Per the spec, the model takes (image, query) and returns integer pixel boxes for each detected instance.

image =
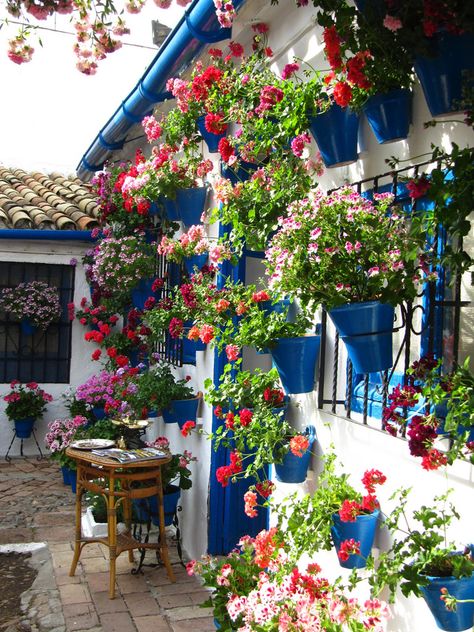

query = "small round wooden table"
[66,447,176,598]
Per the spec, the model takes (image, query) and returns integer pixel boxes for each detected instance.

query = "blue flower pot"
[274,425,316,483]
[363,89,413,144]
[92,406,106,421]
[221,160,259,185]
[160,197,180,222]
[259,298,291,318]
[20,320,37,336]
[270,334,321,394]
[69,469,77,494]
[133,486,180,527]
[14,417,35,439]
[60,465,70,485]
[415,32,474,117]
[308,104,359,168]
[331,509,380,569]
[162,396,200,426]
[214,619,221,630]
[183,254,208,276]
[131,278,156,311]
[421,572,474,631]
[176,187,208,226]
[329,302,394,374]
[197,116,226,153]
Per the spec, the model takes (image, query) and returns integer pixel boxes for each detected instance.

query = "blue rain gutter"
[0,230,95,241]
[77,0,245,181]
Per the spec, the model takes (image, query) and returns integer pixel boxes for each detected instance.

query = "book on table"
[90,447,168,463]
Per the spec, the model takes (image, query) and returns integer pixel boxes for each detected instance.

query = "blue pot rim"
[332,507,380,523]
[363,88,413,110]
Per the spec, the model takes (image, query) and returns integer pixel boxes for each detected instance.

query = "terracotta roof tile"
[0,166,101,231]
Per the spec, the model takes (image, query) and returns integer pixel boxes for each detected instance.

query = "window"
[0,262,74,383]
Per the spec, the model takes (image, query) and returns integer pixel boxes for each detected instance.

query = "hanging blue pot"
[14,417,35,439]
[197,116,226,153]
[421,572,474,631]
[20,320,37,336]
[274,425,316,484]
[133,485,181,527]
[183,254,208,276]
[331,509,380,569]
[259,298,291,318]
[160,197,180,222]
[162,396,200,426]
[308,104,359,168]
[131,278,156,311]
[92,406,106,421]
[414,32,474,117]
[270,334,321,394]
[363,89,413,144]
[176,187,208,226]
[329,301,394,374]
[221,160,259,186]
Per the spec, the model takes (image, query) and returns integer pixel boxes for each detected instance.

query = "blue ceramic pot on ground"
[20,320,38,336]
[415,32,474,117]
[329,301,395,374]
[133,485,180,527]
[60,465,70,485]
[14,417,35,439]
[176,187,208,226]
[270,334,321,394]
[331,509,380,569]
[162,396,201,426]
[61,467,77,493]
[363,89,413,144]
[308,104,359,168]
[183,254,208,276]
[197,116,226,153]
[131,278,156,312]
[274,425,316,484]
[421,572,474,631]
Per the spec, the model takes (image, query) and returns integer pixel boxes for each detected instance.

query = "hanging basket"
[414,32,474,117]
[176,187,208,226]
[197,116,226,153]
[329,301,394,374]
[331,508,380,569]
[13,417,36,439]
[421,571,474,631]
[363,89,413,144]
[273,425,316,484]
[162,394,201,426]
[270,334,321,394]
[308,104,359,168]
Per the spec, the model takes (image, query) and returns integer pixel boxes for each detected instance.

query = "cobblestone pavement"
[0,458,215,632]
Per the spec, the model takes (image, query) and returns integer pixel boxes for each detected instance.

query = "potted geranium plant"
[274,451,386,570]
[3,380,53,439]
[147,362,201,428]
[158,224,234,275]
[0,280,62,334]
[369,488,474,632]
[44,415,89,489]
[74,370,121,421]
[90,234,157,312]
[265,188,427,374]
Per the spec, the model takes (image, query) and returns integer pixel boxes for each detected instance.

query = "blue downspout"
[208,224,269,555]
[77,0,244,180]
[0,230,95,241]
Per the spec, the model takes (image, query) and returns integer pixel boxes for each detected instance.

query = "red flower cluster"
[216,451,243,487]
[338,469,386,522]
[323,26,342,70]
[218,137,235,163]
[407,175,431,200]
[338,538,361,562]
[239,408,253,427]
[263,387,285,407]
[181,420,196,437]
[204,112,227,135]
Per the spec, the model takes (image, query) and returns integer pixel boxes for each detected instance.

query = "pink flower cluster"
[45,416,89,454]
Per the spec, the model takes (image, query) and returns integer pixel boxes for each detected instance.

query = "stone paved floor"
[0,458,215,632]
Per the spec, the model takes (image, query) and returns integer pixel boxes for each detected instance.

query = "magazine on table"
[91,447,168,463]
